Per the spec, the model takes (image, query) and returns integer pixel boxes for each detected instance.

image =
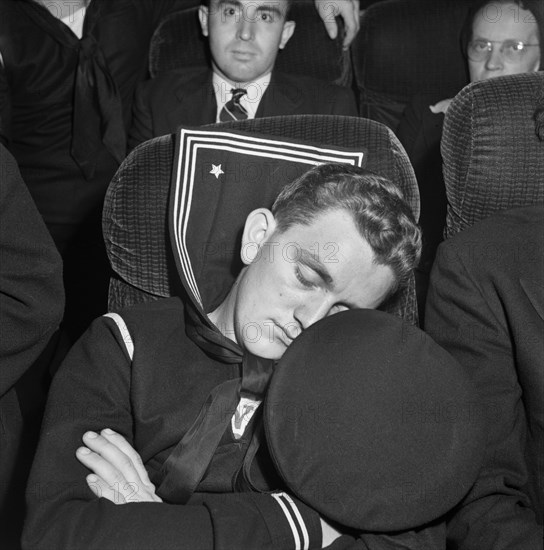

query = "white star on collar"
[210,164,224,179]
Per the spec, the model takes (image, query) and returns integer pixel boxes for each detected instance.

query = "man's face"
[468,3,540,82]
[199,0,295,86]
[227,208,396,360]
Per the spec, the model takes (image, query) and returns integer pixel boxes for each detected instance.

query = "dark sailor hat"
[264,308,485,531]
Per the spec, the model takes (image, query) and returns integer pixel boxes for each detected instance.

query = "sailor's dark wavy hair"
[460,0,544,70]
[271,163,422,294]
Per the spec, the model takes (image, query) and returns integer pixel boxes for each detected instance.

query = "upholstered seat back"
[103,115,420,324]
[149,3,352,86]
[442,72,544,238]
[352,0,471,131]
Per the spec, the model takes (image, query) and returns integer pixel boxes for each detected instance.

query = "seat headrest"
[442,72,544,237]
[103,115,420,324]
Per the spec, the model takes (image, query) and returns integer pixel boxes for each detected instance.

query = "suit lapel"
[168,71,217,128]
[257,71,303,117]
[520,277,544,322]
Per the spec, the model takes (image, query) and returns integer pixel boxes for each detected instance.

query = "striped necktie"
[220,88,249,122]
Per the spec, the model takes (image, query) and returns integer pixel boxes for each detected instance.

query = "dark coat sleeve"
[0,144,64,396]
[22,316,322,550]
[424,239,543,550]
[396,96,426,160]
[396,95,448,286]
[396,95,444,163]
[287,76,358,117]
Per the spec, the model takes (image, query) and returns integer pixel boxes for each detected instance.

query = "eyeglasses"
[467,39,540,62]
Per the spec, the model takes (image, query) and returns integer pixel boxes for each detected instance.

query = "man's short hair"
[202,0,293,18]
[271,163,422,293]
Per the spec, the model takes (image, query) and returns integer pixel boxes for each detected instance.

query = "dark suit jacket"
[129,67,358,150]
[396,94,450,320]
[0,144,64,548]
[425,205,544,550]
[396,94,448,253]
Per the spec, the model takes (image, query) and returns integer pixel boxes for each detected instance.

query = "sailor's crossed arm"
[76,429,343,547]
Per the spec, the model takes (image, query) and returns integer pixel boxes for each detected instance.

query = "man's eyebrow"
[216,0,282,15]
[217,0,242,9]
[297,247,334,289]
[255,3,283,16]
[472,35,520,42]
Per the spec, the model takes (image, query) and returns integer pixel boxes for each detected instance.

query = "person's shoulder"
[440,205,544,272]
[449,206,544,245]
[139,66,211,95]
[273,71,349,93]
[106,296,186,329]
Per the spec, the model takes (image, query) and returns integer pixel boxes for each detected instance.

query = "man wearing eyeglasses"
[466,0,541,83]
[396,0,542,321]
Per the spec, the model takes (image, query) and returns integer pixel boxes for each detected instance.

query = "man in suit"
[425,205,544,549]
[128,0,358,150]
[396,0,543,320]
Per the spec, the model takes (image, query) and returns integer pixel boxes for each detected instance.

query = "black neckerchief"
[156,301,275,502]
[20,0,126,179]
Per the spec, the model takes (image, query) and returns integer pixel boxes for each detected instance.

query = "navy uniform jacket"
[22,297,325,550]
[425,205,544,550]
[0,0,182,226]
[128,67,359,150]
[24,308,448,549]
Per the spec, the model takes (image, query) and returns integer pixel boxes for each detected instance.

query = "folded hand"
[76,428,162,504]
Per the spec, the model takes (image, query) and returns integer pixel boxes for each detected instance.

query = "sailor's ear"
[198,5,209,37]
[241,208,277,265]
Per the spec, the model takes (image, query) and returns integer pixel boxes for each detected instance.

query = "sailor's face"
[231,209,396,360]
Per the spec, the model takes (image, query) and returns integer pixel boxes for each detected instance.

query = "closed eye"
[295,265,318,288]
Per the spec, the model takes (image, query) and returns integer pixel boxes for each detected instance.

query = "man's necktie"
[220,88,249,122]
